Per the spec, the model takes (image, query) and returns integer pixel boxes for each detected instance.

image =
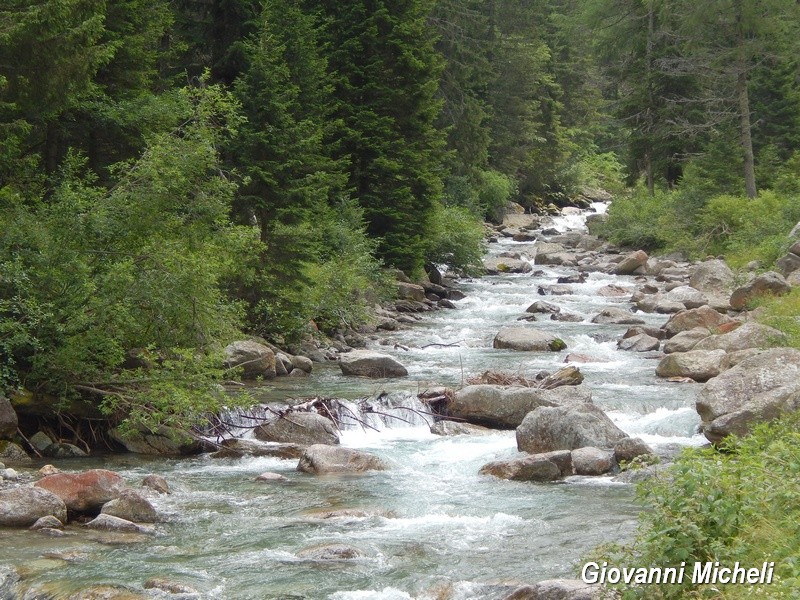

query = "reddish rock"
[35,469,125,513]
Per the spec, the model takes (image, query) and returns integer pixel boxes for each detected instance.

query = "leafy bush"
[755,289,800,349]
[476,169,517,222]
[572,151,627,196]
[592,413,800,599]
[425,202,487,275]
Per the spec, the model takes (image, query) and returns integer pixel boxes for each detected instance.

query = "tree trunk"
[736,54,756,199]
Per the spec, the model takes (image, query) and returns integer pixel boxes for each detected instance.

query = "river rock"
[430,421,493,436]
[0,440,31,464]
[590,308,644,325]
[661,285,709,309]
[297,543,365,560]
[502,579,601,600]
[339,350,408,377]
[696,347,800,443]
[689,259,735,309]
[210,438,305,460]
[44,442,88,458]
[109,425,201,456]
[254,412,339,446]
[662,306,737,338]
[493,327,566,351]
[141,475,170,494]
[729,271,791,310]
[693,322,786,353]
[516,404,627,454]
[484,257,533,274]
[144,578,200,596]
[0,486,68,526]
[663,328,711,353]
[446,384,592,429]
[613,250,648,275]
[617,333,660,352]
[479,452,566,482]
[571,447,615,476]
[290,355,313,373]
[526,300,561,314]
[31,514,64,530]
[255,472,288,482]
[101,489,158,523]
[655,349,726,382]
[35,469,126,513]
[613,437,654,464]
[0,396,18,439]
[224,340,277,379]
[85,514,154,535]
[596,284,630,297]
[297,445,387,474]
[397,281,425,302]
[776,248,800,277]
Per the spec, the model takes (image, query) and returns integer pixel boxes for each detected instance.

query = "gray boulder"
[0,486,68,527]
[297,544,365,560]
[571,447,615,476]
[0,441,30,464]
[85,514,154,534]
[110,425,201,456]
[693,322,786,353]
[663,328,711,354]
[142,475,171,494]
[290,355,314,373]
[526,300,561,314]
[210,438,305,460]
[430,421,493,436]
[479,452,569,482]
[493,327,566,351]
[655,349,727,382]
[0,396,18,439]
[614,250,648,275]
[689,259,735,309]
[339,350,408,377]
[617,333,660,352]
[591,308,645,325]
[663,305,737,337]
[297,445,387,474]
[101,489,159,523]
[729,271,791,310]
[484,257,533,274]
[397,282,425,302]
[224,340,277,379]
[776,251,800,277]
[661,285,709,309]
[516,403,627,454]
[613,437,654,464]
[254,412,339,446]
[446,384,592,429]
[696,348,800,443]
[502,579,601,600]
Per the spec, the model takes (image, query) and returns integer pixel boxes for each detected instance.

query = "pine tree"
[311,0,447,274]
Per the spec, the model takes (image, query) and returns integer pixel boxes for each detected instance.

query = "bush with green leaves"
[425,202,487,276]
[592,413,800,599]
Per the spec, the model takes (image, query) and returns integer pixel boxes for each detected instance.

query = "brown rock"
[35,469,125,513]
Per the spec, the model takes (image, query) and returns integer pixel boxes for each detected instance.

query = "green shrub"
[476,169,518,222]
[755,289,800,349]
[591,413,800,599]
[425,202,487,275]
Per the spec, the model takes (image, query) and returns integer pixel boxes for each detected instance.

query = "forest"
[1,0,800,423]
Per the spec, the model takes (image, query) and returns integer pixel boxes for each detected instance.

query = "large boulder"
[85,514,154,535]
[689,259,735,309]
[479,452,569,482]
[397,282,425,302]
[696,348,800,443]
[614,250,648,275]
[109,425,202,456]
[0,396,18,439]
[661,285,709,310]
[617,333,660,352]
[0,440,30,464]
[590,308,645,325]
[101,489,159,523]
[297,445,387,474]
[571,447,615,476]
[613,437,654,464]
[0,486,68,527]
[729,271,791,310]
[254,412,339,446]
[502,579,601,600]
[493,327,566,351]
[662,306,737,338]
[655,349,727,382]
[776,250,800,277]
[693,322,786,353]
[484,257,533,274]
[663,327,711,354]
[516,404,627,454]
[445,384,592,429]
[34,469,125,513]
[224,340,276,379]
[339,350,408,378]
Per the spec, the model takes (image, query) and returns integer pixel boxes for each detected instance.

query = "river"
[0,205,704,599]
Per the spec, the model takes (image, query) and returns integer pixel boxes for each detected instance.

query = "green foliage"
[755,289,800,349]
[593,413,800,599]
[425,203,486,275]
[476,170,518,222]
[571,151,627,197]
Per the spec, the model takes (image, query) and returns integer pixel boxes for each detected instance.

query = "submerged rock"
[297,543,365,560]
[297,445,387,474]
[141,474,170,495]
[85,514,155,535]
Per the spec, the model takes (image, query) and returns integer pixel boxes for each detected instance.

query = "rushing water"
[0,206,705,599]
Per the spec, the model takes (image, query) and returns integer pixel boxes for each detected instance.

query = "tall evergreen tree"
[311,0,447,274]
